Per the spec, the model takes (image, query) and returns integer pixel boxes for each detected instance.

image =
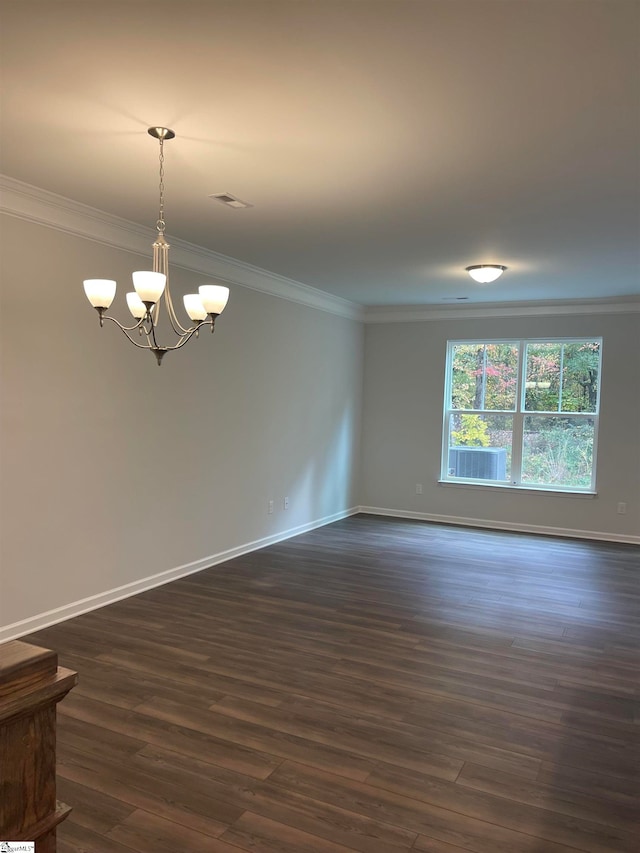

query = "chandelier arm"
[152,319,210,352]
[101,316,163,351]
[146,300,195,349]
[152,235,190,335]
[101,310,206,350]
[100,313,211,355]
[102,313,167,349]
[147,310,162,351]
[163,284,192,335]
[101,313,150,334]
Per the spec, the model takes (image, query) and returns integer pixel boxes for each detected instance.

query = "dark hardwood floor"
[27,514,639,853]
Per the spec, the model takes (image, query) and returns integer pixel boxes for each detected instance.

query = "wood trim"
[10,800,72,842]
[0,641,78,850]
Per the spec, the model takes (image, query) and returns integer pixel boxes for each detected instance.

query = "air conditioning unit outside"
[448,446,507,480]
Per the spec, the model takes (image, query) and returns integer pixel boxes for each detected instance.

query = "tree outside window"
[443,339,601,491]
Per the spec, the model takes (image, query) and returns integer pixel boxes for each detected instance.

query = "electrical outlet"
[283,496,289,510]
[268,499,274,515]
[416,483,423,495]
[617,502,627,515]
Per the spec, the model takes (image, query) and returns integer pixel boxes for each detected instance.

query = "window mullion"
[511,411,524,485]
[442,410,451,478]
[511,341,525,484]
[481,345,487,410]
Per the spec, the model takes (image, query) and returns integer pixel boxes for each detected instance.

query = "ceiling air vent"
[209,192,253,209]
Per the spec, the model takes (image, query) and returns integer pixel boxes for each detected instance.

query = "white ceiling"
[1,0,638,306]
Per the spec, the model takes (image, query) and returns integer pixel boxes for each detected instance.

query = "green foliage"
[522,418,594,487]
[451,343,518,411]
[451,414,490,447]
[525,341,600,413]
[562,342,600,412]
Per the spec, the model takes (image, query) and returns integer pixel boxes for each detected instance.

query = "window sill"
[437,480,597,498]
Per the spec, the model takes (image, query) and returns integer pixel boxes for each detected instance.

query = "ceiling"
[1,0,638,307]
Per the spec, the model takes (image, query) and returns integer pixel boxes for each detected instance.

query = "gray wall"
[360,313,639,540]
[2,211,637,637]
[0,215,363,633]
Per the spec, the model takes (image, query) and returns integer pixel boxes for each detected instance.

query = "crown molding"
[364,297,640,323]
[3,175,636,325]
[0,175,363,322]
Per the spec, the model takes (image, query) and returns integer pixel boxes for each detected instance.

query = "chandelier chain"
[157,137,165,234]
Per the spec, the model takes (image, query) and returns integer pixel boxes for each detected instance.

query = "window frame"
[441,337,602,494]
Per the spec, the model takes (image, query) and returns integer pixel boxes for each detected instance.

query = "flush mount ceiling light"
[83,127,229,366]
[465,264,507,284]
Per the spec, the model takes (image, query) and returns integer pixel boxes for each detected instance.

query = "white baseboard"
[0,507,360,643]
[357,506,640,545]
[3,504,634,643]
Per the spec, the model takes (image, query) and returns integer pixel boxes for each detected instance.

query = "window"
[442,339,601,492]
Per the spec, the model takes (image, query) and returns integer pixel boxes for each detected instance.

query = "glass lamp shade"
[83,279,116,309]
[126,291,147,319]
[132,270,166,303]
[199,285,229,315]
[466,265,507,284]
[183,294,208,321]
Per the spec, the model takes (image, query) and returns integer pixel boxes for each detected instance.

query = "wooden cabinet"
[0,641,77,852]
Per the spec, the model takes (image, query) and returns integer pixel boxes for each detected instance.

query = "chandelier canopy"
[83,127,229,365]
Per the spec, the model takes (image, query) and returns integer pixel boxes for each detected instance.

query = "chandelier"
[83,127,229,365]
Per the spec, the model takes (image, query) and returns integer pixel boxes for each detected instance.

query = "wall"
[2,196,636,641]
[0,214,363,637]
[360,312,639,542]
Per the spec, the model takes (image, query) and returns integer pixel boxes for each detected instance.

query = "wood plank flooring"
[26,514,640,852]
